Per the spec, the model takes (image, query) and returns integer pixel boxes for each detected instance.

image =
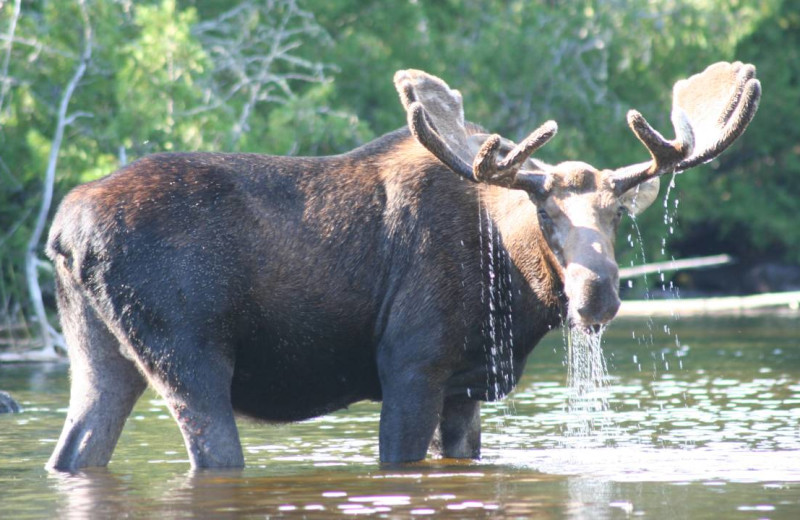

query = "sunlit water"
[1,315,799,518]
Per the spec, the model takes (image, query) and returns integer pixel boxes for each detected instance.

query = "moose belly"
[230,332,381,422]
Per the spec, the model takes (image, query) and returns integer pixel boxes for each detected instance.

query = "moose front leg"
[378,372,444,464]
[438,394,481,459]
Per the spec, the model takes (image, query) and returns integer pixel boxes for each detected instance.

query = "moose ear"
[619,176,660,216]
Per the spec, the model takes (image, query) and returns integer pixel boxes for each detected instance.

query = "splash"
[563,327,613,440]
[624,177,686,369]
[659,172,682,297]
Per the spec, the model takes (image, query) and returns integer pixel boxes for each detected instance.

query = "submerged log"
[0,391,21,413]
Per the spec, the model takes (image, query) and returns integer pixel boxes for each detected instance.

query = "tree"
[192,0,329,148]
[0,0,336,355]
[1,0,98,358]
[0,0,795,354]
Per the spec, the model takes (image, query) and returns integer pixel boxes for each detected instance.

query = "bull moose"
[46,62,760,471]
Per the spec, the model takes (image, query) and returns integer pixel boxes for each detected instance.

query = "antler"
[394,69,557,189]
[611,61,761,196]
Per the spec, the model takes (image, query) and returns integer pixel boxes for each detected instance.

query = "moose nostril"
[577,303,595,319]
[566,262,621,325]
[597,263,619,287]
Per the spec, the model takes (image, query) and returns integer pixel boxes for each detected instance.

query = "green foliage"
[116,0,210,152]
[0,0,795,325]
[306,0,780,267]
[258,82,373,155]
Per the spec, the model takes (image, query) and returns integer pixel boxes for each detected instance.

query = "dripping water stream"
[477,197,516,425]
[564,327,612,439]
[561,172,688,442]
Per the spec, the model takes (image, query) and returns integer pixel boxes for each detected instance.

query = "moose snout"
[565,262,621,330]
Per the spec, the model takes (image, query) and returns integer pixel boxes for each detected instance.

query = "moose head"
[395,62,761,332]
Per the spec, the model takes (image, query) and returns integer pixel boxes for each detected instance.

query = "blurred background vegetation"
[0,0,797,347]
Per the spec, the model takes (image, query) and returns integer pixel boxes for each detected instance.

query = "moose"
[46,62,760,471]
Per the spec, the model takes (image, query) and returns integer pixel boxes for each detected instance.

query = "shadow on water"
[2,315,800,518]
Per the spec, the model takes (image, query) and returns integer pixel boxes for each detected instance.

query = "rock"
[743,262,800,293]
[0,391,21,413]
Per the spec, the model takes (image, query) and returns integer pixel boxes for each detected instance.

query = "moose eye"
[614,206,630,225]
[537,209,552,225]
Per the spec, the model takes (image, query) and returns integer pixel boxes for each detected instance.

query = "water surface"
[1,315,799,518]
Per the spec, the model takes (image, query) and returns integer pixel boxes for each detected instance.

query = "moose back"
[46,63,760,471]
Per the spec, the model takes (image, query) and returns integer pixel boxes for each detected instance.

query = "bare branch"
[189,0,331,147]
[0,0,21,116]
[63,110,93,126]
[0,34,76,59]
[25,0,93,356]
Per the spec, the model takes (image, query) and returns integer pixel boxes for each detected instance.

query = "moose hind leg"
[137,332,244,469]
[47,289,146,472]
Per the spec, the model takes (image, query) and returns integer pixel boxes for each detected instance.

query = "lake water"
[1,315,799,518]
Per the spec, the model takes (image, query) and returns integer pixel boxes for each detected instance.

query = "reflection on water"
[1,315,800,518]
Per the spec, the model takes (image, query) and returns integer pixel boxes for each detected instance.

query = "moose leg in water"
[90,257,245,469]
[47,279,146,470]
[137,331,244,469]
[376,329,448,463]
[438,395,481,459]
[378,373,444,464]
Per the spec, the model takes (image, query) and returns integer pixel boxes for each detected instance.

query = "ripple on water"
[485,446,800,483]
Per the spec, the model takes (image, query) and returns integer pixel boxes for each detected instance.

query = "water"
[2,315,800,518]
[479,205,516,400]
[565,328,612,438]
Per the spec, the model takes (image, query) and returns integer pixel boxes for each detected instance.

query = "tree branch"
[0,0,21,116]
[25,0,92,356]
[190,0,330,147]
[63,110,93,126]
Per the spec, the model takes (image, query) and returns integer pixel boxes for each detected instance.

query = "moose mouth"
[584,323,605,335]
[567,311,615,336]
